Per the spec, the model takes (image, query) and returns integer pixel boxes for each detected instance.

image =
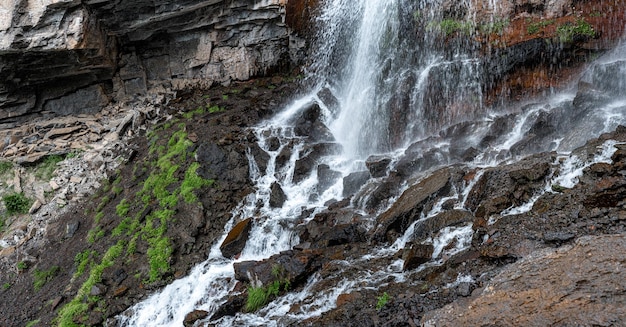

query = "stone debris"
[0,100,162,261]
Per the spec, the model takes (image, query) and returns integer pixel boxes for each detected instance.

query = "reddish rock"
[373,168,451,242]
[183,309,208,327]
[220,218,253,258]
[402,243,434,271]
[422,235,626,326]
[336,292,361,307]
[113,285,129,297]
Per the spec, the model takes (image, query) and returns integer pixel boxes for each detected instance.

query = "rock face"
[0,0,307,127]
[220,217,253,258]
[422,234,626,326]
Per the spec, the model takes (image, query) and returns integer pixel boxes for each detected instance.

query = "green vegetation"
[17,261,28,271]
[25,319,40,327]
[2,282,10,290]
[557,19,595,42]
[3,193,32,215]
[208,105,224,114]
[65,150,82,159]
[56,241,124,327]
[436,19,474,36]
[115,199,130,217]
[527,19,555,35]
[245,265,291,312]
[56,117,215,325]
[73,250,96,279]
[222,94,229,100]
[480,18,509,35]
[376,292,390,311]
[551,184,568,193]
[33,266,60,291]
[589,11,603,18]
[0,161,13,175]
[0,215,5,233]
[183,106,205,119]
[35,155,64,180]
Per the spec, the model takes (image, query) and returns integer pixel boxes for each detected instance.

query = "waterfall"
[312,0,486,158]
[118,1,626,326]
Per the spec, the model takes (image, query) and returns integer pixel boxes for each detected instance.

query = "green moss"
[115,199,130,217]
[73,250,96,279]
[33,266,60,291]
[207,105,224,113]
[181,162,214,203]
[3,193,32,215]
[94,211,104,224]
[25,319,40,327]
[183,107,205,119]
[3,282,11,290]
[96,196,110,212]
[146,236,172,283]
[56,241,124,326]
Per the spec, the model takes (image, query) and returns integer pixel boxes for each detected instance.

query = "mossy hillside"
[55,109,215,326]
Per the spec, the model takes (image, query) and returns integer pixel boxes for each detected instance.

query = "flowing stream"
[118,1,626,326]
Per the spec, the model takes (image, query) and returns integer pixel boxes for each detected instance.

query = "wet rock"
[292,143,342,184]
[412,210,474,242]
[220,218,253,258]
[234,249,322,287]
[275,141,294,171]
[316,87,340,118]
[467,153,554,218]
[372,168,451,242]
[210,294,246,321]
[365,155,392,178]
[364,174,404,211]
[266,137,281,151]
[293,103,334,142]
[249,143,270,174]
[422,235,626,326]
[394,148,449,178]
[577,60,626,99]
[342,171,370,197]
[317,164,341,192]
[183,309,208,327]
[402,243,434,271]
[269,182,287,208]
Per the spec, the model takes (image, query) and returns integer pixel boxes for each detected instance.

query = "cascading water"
[119,1,626,326]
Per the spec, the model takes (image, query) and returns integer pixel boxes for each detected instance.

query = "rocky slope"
[0,0,625,326]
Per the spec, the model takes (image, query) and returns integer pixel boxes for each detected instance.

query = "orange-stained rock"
[422,234,626,326]
[286,0,321,37]
[220,217,253,258]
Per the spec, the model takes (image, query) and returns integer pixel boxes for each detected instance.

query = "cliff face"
[0,0,304,127]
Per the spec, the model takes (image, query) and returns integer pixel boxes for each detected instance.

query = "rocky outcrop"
[0,0,308,127]
[422,234,626,326]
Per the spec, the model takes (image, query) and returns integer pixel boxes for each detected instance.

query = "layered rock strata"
[0,0,305,128]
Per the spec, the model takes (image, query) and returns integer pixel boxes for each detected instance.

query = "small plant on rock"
[33,266,60,291]
[557,19,595,42]
[376,292,390,311]
[3,193,32,215]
